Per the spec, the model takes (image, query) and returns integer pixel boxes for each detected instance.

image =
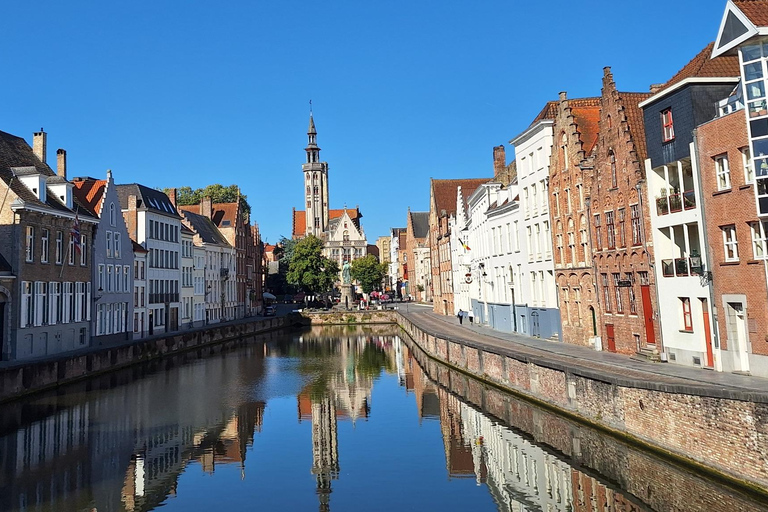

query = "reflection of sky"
[157,369,495,512]
[249,357,310,402]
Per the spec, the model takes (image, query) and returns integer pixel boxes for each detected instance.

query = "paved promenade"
[399,304,768,401]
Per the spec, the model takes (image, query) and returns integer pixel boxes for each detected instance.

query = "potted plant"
[656,188,669,215]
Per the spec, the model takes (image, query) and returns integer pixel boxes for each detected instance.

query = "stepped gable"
[568,97,602,155]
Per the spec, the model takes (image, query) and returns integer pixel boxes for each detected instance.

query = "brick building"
[429,178,488,315]
[590,68,656,355]
[406,209,430,302]
[697,108,768,375]
[548,94,602,348]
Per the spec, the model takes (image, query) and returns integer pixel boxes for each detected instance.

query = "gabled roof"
[618,91,653,162]
[72,178,107,217]
[132,240,148,254]
[569,99,602,155]
[528,101,559,127]
[409,211,430,239]
[664,42,740,89]
[178,201,241,229]
[0,130,95,219]
[431,178,489,216]
[291,207,362,238]
[116,184,180,218]
[713,1,766,57]
[181,210,231,246]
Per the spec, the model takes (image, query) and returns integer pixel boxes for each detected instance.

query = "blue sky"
[2,0,729,244]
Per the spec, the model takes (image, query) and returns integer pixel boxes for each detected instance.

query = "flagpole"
[59,236,71,279]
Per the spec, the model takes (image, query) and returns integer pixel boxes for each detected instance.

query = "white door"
[726,302,750,373]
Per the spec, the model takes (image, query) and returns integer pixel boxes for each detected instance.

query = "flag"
[71,213,81,254]
[461,240,471,251]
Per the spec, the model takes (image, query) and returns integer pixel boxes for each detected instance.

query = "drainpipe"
[691,133,722,371]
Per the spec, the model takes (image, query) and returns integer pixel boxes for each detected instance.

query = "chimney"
[493,145,506,179]
[201,196,212,219]
[650,83,664,94]
[168,187,177,207]
[128,194,137,211]
[127,194,138,241]
[559,91,567,101]
[56,149,67,179]
[33,129,47,164]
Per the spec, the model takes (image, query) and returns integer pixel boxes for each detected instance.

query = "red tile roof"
[431,178,489,216]
[570,100,602,155]
[734,0,768,27]
[291,208,362,238]
[618,91,653,162]
[662,42,740,90]
[72,178,107,217]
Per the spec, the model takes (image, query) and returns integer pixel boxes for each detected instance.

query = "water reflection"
[0,327,765,512]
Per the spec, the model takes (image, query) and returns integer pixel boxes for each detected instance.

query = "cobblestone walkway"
[401,306,768,401]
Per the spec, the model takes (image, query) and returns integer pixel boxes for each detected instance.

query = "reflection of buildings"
[294,326,394,512]
[0,344,267,512]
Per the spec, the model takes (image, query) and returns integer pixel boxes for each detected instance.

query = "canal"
[0,325,766,512]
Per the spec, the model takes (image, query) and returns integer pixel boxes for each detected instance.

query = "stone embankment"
[0,316,290,403]
[303,310,768,494]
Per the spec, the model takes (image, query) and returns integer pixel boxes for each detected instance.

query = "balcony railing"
[656,190,696,216]
[661,257,702,277]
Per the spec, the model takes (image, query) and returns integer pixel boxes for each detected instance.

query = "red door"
[701,298,714,368]
[640,285,656,344]
[605,324,616,352]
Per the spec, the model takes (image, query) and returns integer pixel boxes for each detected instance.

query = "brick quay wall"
[0,315,291,404]
[315,310,768,493]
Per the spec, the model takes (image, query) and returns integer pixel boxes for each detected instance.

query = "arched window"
[609,151,617,188]
[561,132,568,172]
[109,203,116,226]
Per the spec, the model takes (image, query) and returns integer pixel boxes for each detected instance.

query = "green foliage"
[350,255,387,294]
[286,235,340,294]
[265,237,299,296]
[162,184,251,215]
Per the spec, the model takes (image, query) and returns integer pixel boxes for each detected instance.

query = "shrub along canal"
[0,324,765,511]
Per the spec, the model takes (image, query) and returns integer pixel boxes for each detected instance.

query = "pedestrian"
[457,309,464,325]
[469,314,474,324]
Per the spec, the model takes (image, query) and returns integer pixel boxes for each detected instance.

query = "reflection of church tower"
[303,112,330,237]
[311,395,339,511]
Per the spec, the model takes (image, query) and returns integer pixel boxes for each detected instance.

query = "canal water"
[1,325,766,512]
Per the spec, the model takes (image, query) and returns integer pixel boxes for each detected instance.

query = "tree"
[350,255,387,294]
[286,235,340,294]
[162,184,251,215]
[265,237,298,296]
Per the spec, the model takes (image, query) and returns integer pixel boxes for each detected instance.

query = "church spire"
[302,107,330,237]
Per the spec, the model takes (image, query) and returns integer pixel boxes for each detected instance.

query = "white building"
[193,245,206,326]
[180,225,195,328]
[132,241,148,337]
[511,116,561,339]
[116,184,183,335]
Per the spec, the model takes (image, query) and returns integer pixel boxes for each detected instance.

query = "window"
[106,231,113,258]
[109,203,116,226]
[80,235,87,266]
[602,273,611,312]
[107,265,113,292]
[55,232,63,264]
[25,226,34,262]
[68,237,75,265]
[21,281,32,327]
[661,108,674,142]
[722,225,739,261]
[626,273,637,315]
[630,204,642,245]
[751,220,768,259]
[613,273,623,313]
[124,266,130,291]
[593,214,602,251]
[609,151,617,188]
[114,233,121,259]
[681,297,693,331]
[41,229,49,263]
[98,264,105,291]
[617,208,626,247]
[606,211,616,249]
[715,154,731,190]
[743,147,755,184]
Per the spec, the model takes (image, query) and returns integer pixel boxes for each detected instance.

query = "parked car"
[264,305,276,316]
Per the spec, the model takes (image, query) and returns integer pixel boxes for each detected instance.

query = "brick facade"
[548,93,602,347]
[590,68,659,354]
[697,110,768,361]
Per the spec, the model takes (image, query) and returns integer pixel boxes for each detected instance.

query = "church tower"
[302,112,330,237]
